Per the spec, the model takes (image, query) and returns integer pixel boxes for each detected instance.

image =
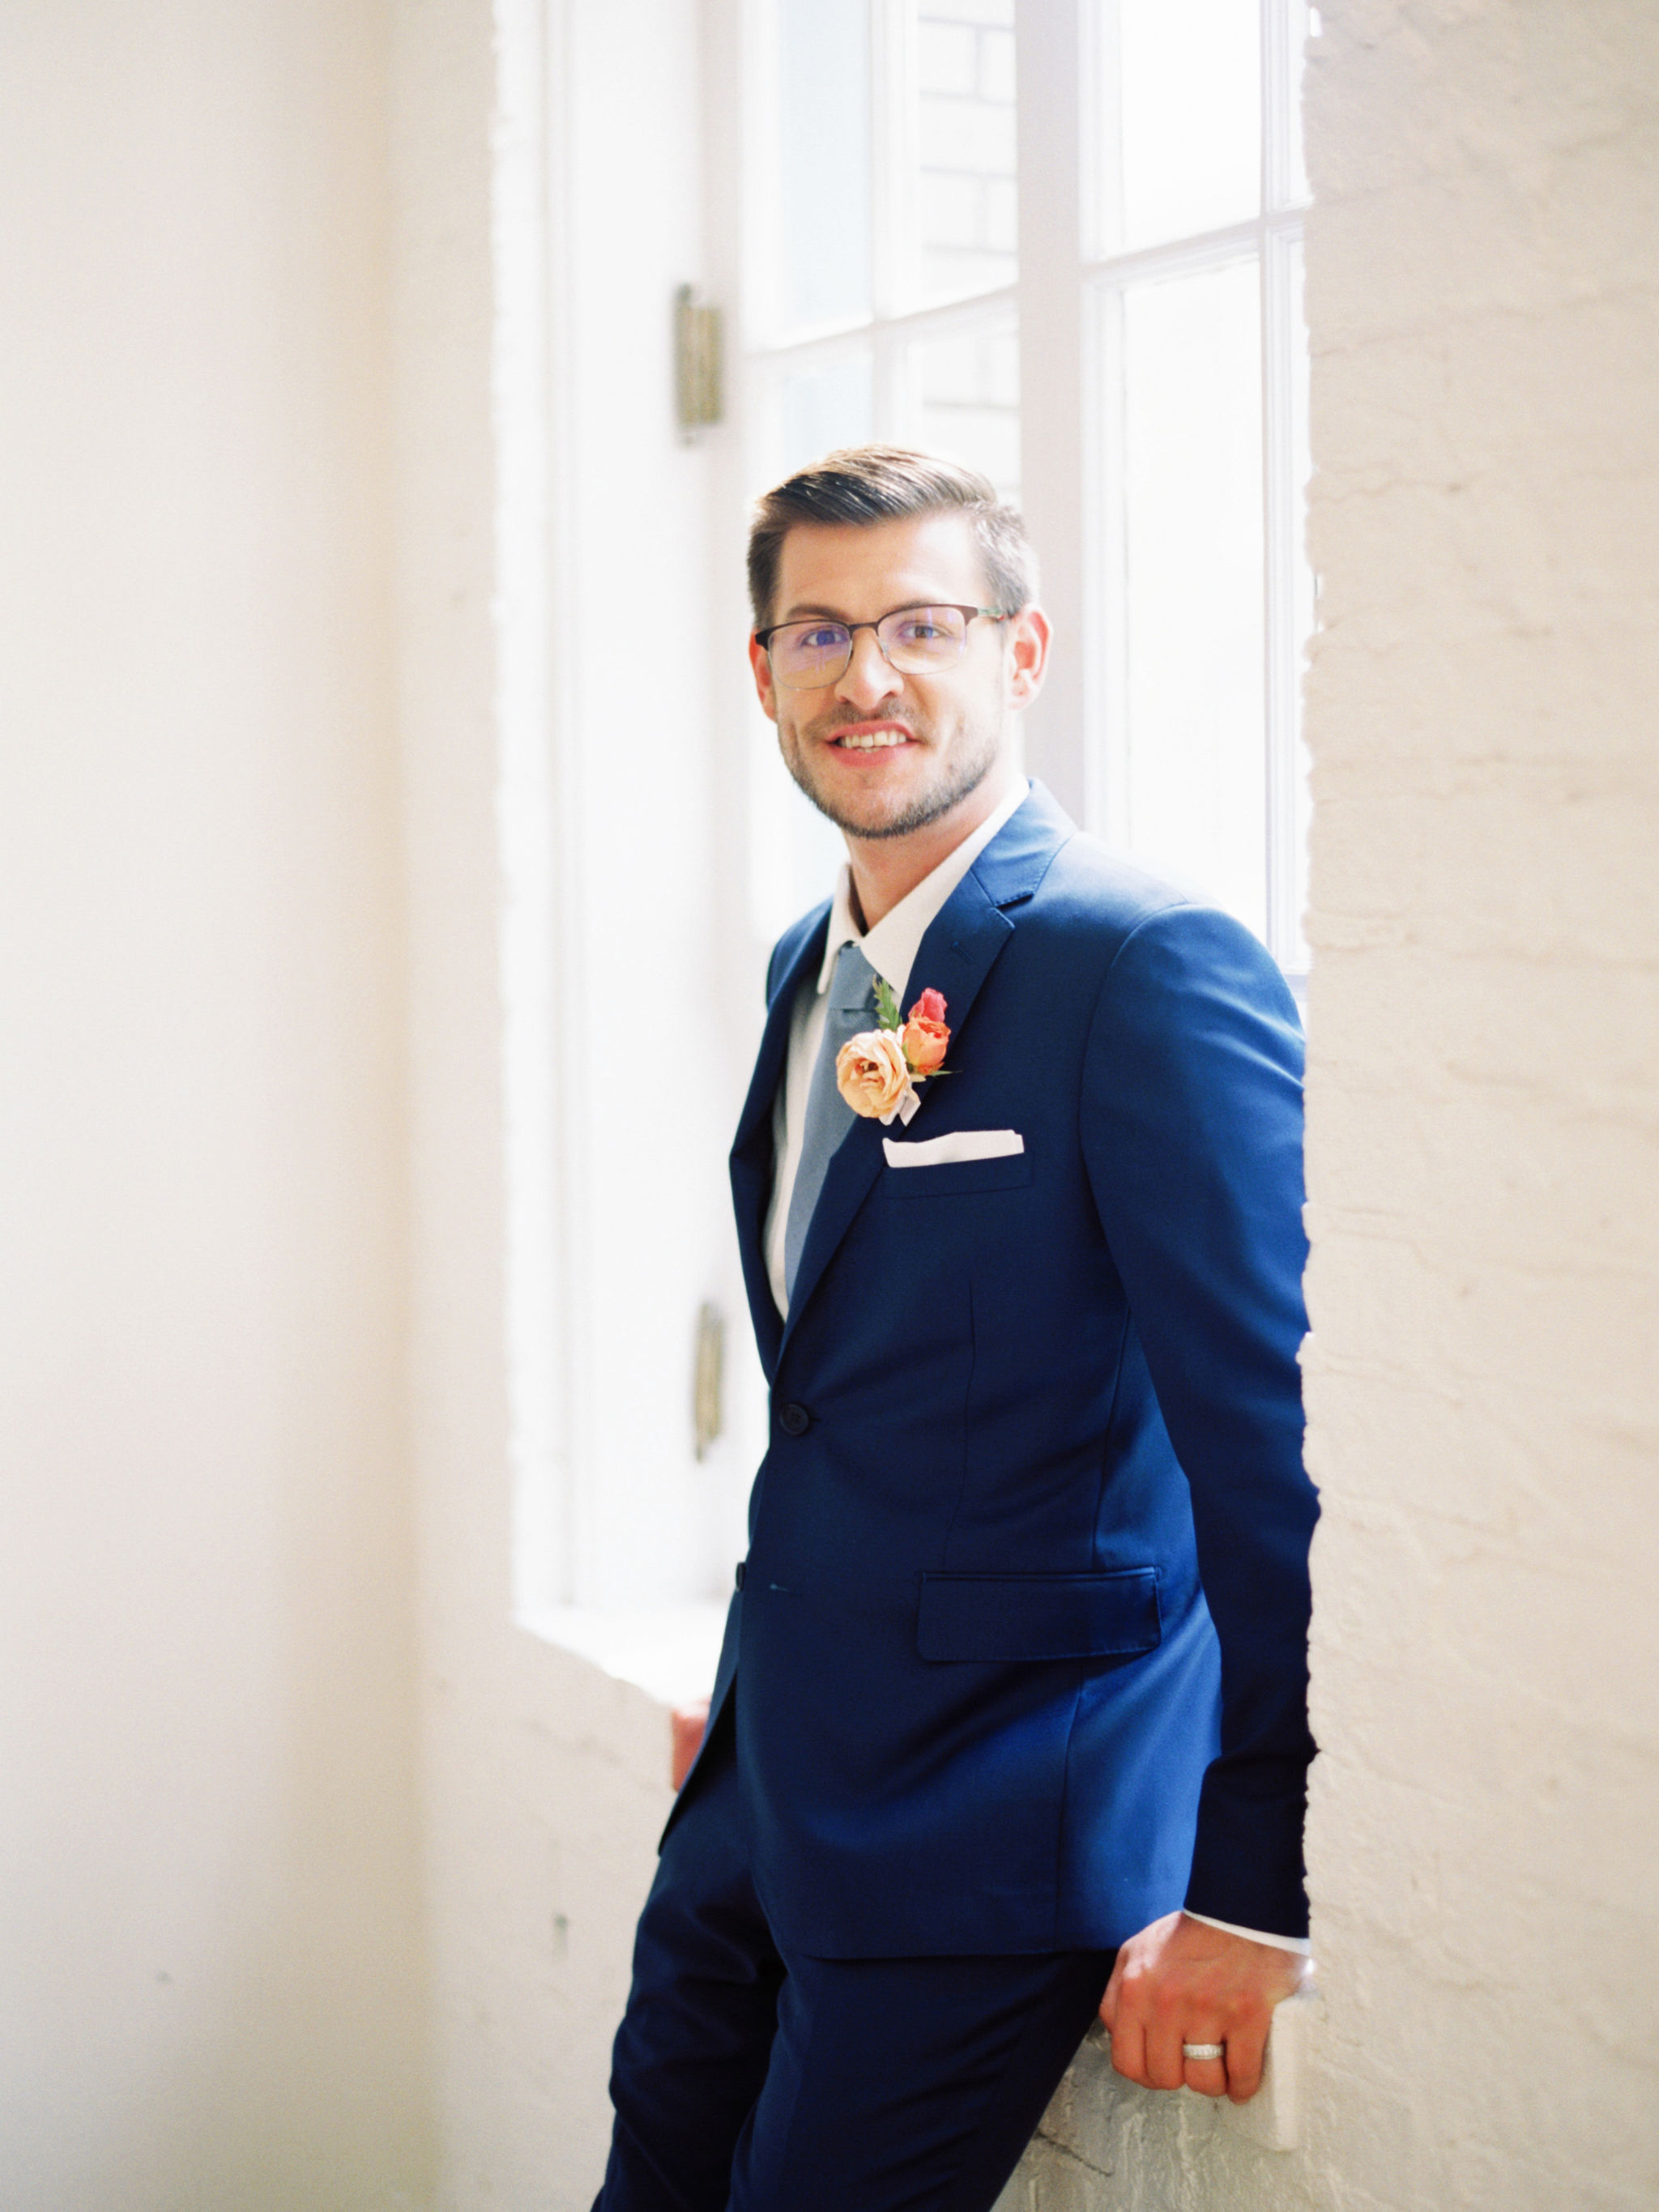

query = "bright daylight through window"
[740,0,1313,977]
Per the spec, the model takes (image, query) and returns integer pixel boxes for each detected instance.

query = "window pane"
[1119,257,1266,940]
[911,322,1020,499]
[1106,0,1261,249]
[776,0,872,328]
[911,0,1017,306]
[778,356,874,476]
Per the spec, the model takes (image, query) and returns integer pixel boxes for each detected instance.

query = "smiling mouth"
[831,728,912,750]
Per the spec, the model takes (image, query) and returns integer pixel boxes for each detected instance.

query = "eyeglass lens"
[768,606,970,688]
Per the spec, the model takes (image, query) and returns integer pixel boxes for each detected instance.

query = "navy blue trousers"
[594,1727,1113,2212]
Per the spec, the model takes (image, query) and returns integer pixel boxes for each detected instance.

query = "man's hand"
[1097,1912,1310,2104]
[669,1698,711,1791]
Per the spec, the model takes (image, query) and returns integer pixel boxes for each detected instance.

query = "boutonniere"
[835,984,952,1127]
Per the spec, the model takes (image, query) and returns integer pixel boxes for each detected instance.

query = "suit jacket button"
[734,1561,745,1590]
[778,1401,810,1437]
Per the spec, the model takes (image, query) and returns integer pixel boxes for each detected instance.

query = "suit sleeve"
[1080,902,1318,1940]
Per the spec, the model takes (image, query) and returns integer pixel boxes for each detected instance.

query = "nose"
[834,625,903,714]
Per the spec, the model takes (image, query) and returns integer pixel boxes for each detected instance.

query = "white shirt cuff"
[1184,1910,1312,1957]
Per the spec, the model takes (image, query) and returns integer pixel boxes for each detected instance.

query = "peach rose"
[901,1014,949,1076]
[836,1028,914,1123]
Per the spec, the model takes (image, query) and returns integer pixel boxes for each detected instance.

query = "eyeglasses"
[755,603,1012,690]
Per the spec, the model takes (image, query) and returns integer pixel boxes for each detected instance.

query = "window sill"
[1013,1984,1320,2199]
[521,1600,728,1710]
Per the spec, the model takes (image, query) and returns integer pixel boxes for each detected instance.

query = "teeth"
[836,731,907,749]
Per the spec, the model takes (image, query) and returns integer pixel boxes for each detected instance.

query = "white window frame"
[727,0,1312,979]
[1077,0,1311,976]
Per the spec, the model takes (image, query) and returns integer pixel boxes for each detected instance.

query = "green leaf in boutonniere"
[873,977,902,1033]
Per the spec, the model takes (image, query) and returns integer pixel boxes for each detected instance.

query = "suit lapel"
[893,781,1073,1135]
[876,879,1013,1140]
[731,907,830,1380]
[778,786,1075,1350]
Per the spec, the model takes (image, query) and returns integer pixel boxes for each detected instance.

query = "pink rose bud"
[911,988,947,1025]
[900,1015,950,1076]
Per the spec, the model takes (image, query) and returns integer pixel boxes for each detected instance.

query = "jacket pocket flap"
[917,1568,1162,1663]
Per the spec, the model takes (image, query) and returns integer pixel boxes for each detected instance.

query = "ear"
[748,630,779,723]
[1005,603,1051,710]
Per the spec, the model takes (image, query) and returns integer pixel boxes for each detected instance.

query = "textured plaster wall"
[0,3,433,2206]
[1297,2,1659,2205]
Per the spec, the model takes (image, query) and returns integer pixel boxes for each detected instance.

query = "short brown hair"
[747,445,1038,629]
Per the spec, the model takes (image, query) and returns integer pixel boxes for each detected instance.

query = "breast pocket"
[878,1152,1034,1198]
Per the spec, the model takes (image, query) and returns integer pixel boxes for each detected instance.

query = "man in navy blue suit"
[594,448,1317,2211]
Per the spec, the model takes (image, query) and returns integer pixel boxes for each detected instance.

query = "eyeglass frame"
[753,602,1014,690]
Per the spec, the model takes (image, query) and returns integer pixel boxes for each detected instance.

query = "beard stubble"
[779,701,1004,841]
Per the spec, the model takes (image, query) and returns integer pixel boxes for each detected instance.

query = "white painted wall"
[0,3,432,2206]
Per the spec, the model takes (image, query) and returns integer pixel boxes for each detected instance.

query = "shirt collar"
[815,776,1029,1004]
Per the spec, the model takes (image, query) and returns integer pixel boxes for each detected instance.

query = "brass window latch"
[693,1301,724,1460]
[675,285,723,437]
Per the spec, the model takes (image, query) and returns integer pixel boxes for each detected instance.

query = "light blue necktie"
[784,941,877,1305]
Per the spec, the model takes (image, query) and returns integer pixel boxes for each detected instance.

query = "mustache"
[807,708,925,743]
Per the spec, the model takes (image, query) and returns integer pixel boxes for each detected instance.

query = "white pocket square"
[882,1129,1025,1168]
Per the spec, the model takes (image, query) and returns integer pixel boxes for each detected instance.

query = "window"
[731,0,1313,977]
[505,0,1314,1639]
[748,0,1019,488]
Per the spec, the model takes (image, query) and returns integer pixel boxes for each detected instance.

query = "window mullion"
[1082,216,1277,290]
[761,286,1021,373]
[740,0,783,352]
[1262,217,1304,972]
[869,0,915,442]
[1014,0,1089,823]
[1263,0,1300,215]
[1090,277,1129,847]
[1086,0,1122,261]
[870,0,915,325]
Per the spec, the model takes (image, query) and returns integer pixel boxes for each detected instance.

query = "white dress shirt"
[758,775,1311,1961]
[764,775,1028,1320]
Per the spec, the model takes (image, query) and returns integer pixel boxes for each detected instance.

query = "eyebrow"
[777,598,945,623]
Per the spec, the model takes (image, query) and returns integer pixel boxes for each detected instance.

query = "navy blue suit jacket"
[672,782,1316,1958]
